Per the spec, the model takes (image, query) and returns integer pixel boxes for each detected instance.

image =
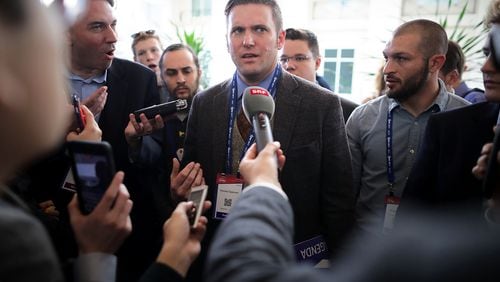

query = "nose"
[383,59,394,75]
[481,54,496,74]
[106,26,118,44]
[243,32,255,48]
[146,51,154,61]
[177,72,186,84]
[284,60,295,71]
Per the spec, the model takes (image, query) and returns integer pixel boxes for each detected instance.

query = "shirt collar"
[69,70,107,84]
[388,79,450,113]
[235,66,278,99]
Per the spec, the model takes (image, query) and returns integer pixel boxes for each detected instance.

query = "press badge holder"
[382,192,400,234]
[214,173,244,220]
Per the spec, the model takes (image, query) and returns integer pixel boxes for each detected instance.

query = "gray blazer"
[183,70,355,253]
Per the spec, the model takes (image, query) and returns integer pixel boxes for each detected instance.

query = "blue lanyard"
[386,109,395,192]
[225,65,281,174]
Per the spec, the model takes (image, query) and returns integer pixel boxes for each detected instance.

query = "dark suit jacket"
[184,71,354,255]
[402,102,500,215]
[100,58,164,282]
[316,74,359,122]
[207,185,500,282]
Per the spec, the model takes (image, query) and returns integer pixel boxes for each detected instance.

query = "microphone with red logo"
[242,86,275,152]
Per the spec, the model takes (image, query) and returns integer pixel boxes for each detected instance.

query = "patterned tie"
[237,109,252,141]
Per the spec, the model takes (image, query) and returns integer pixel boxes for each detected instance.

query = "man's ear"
[277,30,285,50]
[314,56,322,71]
[429,54,446,73]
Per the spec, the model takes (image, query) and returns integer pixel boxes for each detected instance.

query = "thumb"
[94,171,124,212]
[171,158,180,179]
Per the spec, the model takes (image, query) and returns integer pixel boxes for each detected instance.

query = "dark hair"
[224,0,283,33]
[441,40,465,78]
[159,43,200,73]
[285,28,320,58]
[394,19,448,58]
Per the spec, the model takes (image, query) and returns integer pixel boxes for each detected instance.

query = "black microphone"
[242,86,275,152]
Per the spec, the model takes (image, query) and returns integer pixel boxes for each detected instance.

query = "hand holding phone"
[72,94,86,132]
[187,185,208,228]
[67,141,116,214]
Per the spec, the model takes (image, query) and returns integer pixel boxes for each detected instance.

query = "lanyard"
[225,65,281,174]
[386,109,395,193]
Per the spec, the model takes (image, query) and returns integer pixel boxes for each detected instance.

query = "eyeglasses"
[131,30,155,39]
[280,55,312,64]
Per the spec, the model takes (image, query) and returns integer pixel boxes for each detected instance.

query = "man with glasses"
[132,30,169,102]
[281,28,358,122]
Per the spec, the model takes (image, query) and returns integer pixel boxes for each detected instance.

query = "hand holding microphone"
[242,86,275,152]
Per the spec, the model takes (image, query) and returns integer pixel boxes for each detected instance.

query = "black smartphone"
[483,127,500,198]
[67,141,116,214]
[72,94,86,132]
[133,99,188,122]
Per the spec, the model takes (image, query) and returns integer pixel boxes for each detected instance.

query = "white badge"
[214,183,243,220]
[382,203,399,234]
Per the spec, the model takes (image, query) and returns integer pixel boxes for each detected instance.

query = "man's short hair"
[159,43,200,73]
[441,40,465,78]
[394,19,448,59]
[285,28,320,58]
[224,0,283,33]
[131,30,162,56]
[486,0,500,26]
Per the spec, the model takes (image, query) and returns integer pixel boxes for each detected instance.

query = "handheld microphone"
[133,99,188,122]
[242,86,275,152]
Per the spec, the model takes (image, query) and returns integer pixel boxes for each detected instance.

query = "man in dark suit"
[66,0,165,280]
[280,27,359,122]
[401,4,500,219]
[175,1,354,279]
[206,142,500,282]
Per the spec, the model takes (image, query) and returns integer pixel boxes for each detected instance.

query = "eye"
[166,70,178,76]
[295,55,309,62]
[231,27,244,35]
[89,23,105,31]
[137,50,145,56]
[182,67,193,75]
[255,27,267,33]
[279,56,289,64]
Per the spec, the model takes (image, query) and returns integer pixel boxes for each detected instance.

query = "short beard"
[386,60,429,102]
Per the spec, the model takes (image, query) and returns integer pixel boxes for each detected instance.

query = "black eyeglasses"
[279,55,312,64]
[131,30,155,39]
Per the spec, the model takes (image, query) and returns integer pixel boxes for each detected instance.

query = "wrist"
[157,244,190,278]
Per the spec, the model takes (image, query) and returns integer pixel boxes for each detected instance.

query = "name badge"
[214,173,244,220]
[383,194,400,234]
[294,235,330,267]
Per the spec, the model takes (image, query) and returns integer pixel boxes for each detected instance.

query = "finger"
[139,114,152,132]
[94,171,124,212]
[153,115,165,129]
[481,143,493,155]
[202,200,211,213]
[243,143,258,161]
[129,114,142,132]
[194,167,203,186]
[67,194,81,217]
[260,142,280,158]
[108,184,131,219]
[39,200,54,209]
[170,158,181,179]
[80,104,95,121]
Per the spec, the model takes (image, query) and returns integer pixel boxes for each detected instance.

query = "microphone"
[242,86,275,152]
[133,99,188,122]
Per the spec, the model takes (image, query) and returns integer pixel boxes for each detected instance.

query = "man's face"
[134,38,162,74]
[161,49,201,100]
[383,34,429,102]
[69,0,117,77]
[481,26,500,102]
[226,3,285,85]
[280,39,319,82]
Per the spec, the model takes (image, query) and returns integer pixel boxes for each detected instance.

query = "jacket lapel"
[274,72,302,154]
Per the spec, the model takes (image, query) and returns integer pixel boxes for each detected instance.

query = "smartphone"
[67,141,116,214]
[72,94,86,132]
[188,185,208,228]
[133,99,188,122]
[483,126,500,198]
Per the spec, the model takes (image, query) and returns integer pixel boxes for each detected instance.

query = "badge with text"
[294,235,330,266]
[61,168,77,192]
[383,194,401,234]
[214,173,244,220]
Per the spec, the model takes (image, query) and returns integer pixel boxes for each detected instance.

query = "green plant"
[439,0,488,67]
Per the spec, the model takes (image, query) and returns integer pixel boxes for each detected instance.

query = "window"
[192,0,211,17]
[323,48,355,94]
